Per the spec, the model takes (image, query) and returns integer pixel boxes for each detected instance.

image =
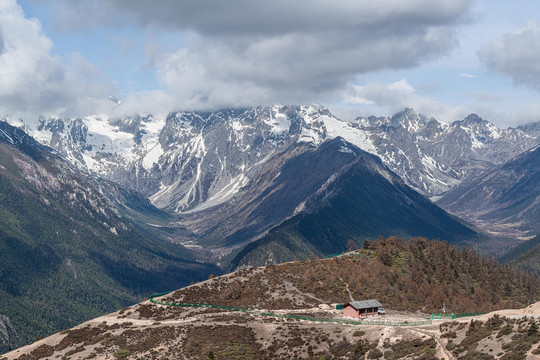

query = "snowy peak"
[358,108,445,136]
[150,105,363,212]
[15,113,168,183]
[15,106,360,213]
[449,114,503,149]
[152,104,379,212]
[354,110,538,197]
[390,108,429,133]
[7,106,540,212]
[161,105,331,147]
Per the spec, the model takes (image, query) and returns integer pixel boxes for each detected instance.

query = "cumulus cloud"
[342,79,469,123]
[42,0,471,111]
[478,22,540,89]
[49,1,471,36]
[343,80,414,106]
[340,79,540,127]
[0,0,115,118]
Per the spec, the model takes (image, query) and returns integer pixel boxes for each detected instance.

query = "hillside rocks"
[0,315,19,355]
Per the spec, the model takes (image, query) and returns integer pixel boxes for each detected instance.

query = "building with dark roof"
[343,299,383,318]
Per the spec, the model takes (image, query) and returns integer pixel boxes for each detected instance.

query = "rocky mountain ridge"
[225,137,477,268]
[356,109,539,197]
[7,106,538,214]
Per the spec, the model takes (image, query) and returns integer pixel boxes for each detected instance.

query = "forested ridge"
[501,234,540,277]
[172,237,538,314]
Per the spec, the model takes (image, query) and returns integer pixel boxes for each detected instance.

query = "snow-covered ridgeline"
[3,105,539,212]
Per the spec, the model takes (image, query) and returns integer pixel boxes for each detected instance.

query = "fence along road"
[149,292,433,327]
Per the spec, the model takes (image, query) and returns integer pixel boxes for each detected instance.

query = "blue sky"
[3,0,540,127]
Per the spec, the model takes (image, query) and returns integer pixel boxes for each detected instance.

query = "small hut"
[343,299,383,318]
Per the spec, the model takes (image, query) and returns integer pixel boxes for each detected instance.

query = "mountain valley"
[0,121,218,352]
[438,145,540,240]
[176,136,478,268]
[1,105,540,355]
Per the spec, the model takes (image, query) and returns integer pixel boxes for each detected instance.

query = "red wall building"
[342,299,383,318]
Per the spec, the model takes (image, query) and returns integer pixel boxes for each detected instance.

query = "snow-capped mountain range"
[356,109,539,197]
[3,105,539,213]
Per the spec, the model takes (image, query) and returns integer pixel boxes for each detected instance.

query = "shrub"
[441,331,457,339]
[113,349,132,358]
[368,348,383,359]
[528,321,538,336]
[497,325,513,338]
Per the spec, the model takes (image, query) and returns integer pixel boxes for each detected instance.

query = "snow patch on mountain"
[268,107,292,135]
[321,115,377,155]
[142,141,163,171]
[0,128,14,145]
[189,173,250,213]
[356,110,539,197]
[5,105,539,213]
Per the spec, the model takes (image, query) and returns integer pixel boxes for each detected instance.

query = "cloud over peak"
[18,0,472,114]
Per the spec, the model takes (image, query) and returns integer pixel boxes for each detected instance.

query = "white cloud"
[0,0,115,118]
[341,79,469,123]
[478,21,540,89]
[459,72,476,78]
[340,78,540,127]
[39,0,472,112]
[343,80,413,106]
[513,102,540,125]
[109,90,175,119]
